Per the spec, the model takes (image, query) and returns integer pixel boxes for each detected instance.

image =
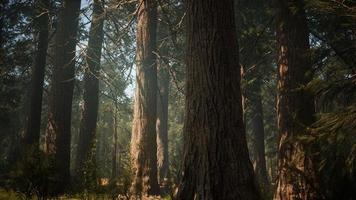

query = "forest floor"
[0,188,169,200]
[0,189,118,200]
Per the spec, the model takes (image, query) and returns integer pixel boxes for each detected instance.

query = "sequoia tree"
[75,0,105,184]
[130,0,160,196]
[249,79,269,187]
[176,0,261,199]
[45,0,81,192]
[156,58,169,184]
[274,0,319,199]
[23,0,49,147]
[111,100,118,180]
[156,19,170,185]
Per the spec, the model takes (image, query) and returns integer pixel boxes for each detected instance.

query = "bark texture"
[274,0,319,199]
[156,59,169,184]
[23,0,49,147]
[45,0,81,192]
[176,0,261,199]
[75,0,105,181]
[130,0,160,196]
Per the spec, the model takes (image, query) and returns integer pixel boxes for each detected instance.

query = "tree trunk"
[274,0,319,199]
[240,66,247,123]
[111,101,118,180]
[156,59,169,185]
[130,0,159,196]
[176,0,261,199]
[249,80,269,187]
[75,0,104,183]
[23,0,49,147]
[45,0,81,193]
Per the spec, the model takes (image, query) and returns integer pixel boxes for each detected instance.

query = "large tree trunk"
[130,0,159,196]
[274,0,319,199]
[156,59,169,185]
[23,0,49,147]
[45,0,81,192]
[176,0,261,199]
[249,80,269,187]
[75,0,104,184]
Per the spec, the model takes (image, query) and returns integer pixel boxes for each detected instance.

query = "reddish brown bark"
[45,0,81,192]
[156,59,169,184]
[176,0,261,199]
[130,0,160,196]
[274,0,319,199]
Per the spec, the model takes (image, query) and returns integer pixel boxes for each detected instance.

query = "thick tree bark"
[176,0,261,199]
[44,0,81,192]
[274,0,319,199]
[249,80,269,187]
[156,59,169,185]
[23,0,49,147]
[130,0,160,196]
[75,0,105,182]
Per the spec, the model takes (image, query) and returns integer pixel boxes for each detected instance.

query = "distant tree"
[111,100,118,180]
[75,0,105,188]
[44,0,81,193]
[23,0,49,148]
[154,0,185,188]
[249,79,269,187]
[274,0,319,199]
[176,0,261,199]
[234,0,274,190]
[0,0,33,173]
[156,18,170,186]
[156,58,169,185]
